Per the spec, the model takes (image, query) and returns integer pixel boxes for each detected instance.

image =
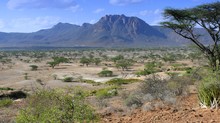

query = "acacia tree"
[161,2,220,71]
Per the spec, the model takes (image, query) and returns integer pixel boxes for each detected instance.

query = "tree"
[116,59,133,71]
[47,61,59,69]
[111,55,124,63]
[93,58,101,66]
[52,57,69,65]
[161,2,220,71]
[80,57,91,67]
[47,57,69,69]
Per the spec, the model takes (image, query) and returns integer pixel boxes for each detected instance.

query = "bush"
[125,94,143,108]
[29,65,38,71]
[198,73,220,108]
[106,78,140,85]
[63,77,73,82]
[94,87,118,99]
[81,79,102,86]
[0,98,13,107]
[16,89,97,123]
[98,70,113,77]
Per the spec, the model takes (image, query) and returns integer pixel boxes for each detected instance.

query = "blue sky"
[0,0,218,32]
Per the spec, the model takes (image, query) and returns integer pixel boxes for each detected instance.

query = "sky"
[0,0,218,32]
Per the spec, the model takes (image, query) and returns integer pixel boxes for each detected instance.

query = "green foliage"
[94,86,118,99]
[115,59,133,71]
[63,77,74,82]
[98,69,113,77]
[52,57,69,63]
[47,61,59,68]
[16,89,97,123]
[106,78,140,85]
[198,73,220,107]
[29,65,38,71]
[93,58,102,65]
[81,79,102,86]
[47,57,69,68]
[136,61,162,76]
[111,55,124,63]
[0,98,13,107]
[80,56,92,66]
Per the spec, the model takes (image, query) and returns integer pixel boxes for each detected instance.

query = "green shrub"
[95,87,118,99]
[81,79,102,86]
[106,78,140,85]
[16,89,97,123]
[0,98,13,107]
[63,77,73,82]
[98,70,113,77]
[198,74,220,108]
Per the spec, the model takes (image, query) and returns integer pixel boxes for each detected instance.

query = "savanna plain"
[0,47,219,123]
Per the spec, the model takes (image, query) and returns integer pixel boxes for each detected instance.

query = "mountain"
[0,14,210,47]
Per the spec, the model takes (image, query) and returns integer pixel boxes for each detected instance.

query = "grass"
[0,98,13,107]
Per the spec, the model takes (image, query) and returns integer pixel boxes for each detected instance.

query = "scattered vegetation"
[106,78,140,85]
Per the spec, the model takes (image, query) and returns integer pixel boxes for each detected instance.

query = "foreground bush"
[16,89,97,123]
[198,73,220,108]
[124,75,193,108]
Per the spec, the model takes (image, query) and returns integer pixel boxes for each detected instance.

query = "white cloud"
[139,9,161,16]
[139,9,163,25]
[6,16,60,32]
[93,8,104,14]
[69,4,82,12]
[109,0,143,6]
[7,0,77,10]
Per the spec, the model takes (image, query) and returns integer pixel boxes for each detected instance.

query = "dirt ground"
[100,94,220,123]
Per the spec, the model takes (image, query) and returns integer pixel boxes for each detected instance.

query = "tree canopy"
[161,2,220,71]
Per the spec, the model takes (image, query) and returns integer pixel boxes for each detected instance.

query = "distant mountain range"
[0,14,210,47]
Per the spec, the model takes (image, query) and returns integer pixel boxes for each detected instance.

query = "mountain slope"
[0,14,209,47]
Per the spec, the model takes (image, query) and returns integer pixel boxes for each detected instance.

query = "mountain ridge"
[0,14,208,47]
